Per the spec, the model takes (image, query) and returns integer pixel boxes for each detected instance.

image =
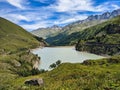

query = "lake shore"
[31,46,106,70]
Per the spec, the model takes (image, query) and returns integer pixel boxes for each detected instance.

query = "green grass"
[0,17,40,52]
[0,16,120,90]
[0,17,45,89]
[46,16,120,46]
[3,55,120,90]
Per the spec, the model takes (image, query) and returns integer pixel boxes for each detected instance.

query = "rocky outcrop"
[72,9,120,25]
[25,78,44,86]
[33,59,40,69]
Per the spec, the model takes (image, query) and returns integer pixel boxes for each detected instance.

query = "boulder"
[25,78,44,86]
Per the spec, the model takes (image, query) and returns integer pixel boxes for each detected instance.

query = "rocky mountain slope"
[31,25,62,39]
[75,16,120,55]
[46,9,120,47]
[32,9,120,40]
[73,9,120,25]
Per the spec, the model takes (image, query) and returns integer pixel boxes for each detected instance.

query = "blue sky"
[0,0,120,31]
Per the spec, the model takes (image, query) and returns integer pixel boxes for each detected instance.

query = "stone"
[25,78,44,86]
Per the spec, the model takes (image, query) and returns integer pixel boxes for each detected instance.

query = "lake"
[32,46,105,70]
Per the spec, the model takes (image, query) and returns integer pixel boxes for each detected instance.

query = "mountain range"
[0,8,120,90]
[31,25,62,39]
[32,9,120,39]
[73,9,120,24]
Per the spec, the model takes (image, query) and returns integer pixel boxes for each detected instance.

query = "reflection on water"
[32,46,105,70]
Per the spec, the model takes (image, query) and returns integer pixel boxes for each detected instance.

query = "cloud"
[10,14,30,22]
[6,0,27,9]
[21,22,50,31]
[112,4,120,10]
[0,0,120,31]
[95,2,120,12]
[50,0,94,12]
[54,14,88,25]
[50,0,120,13]
[0,13,31,23]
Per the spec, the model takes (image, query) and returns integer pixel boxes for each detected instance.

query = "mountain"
[31,25,62,39]
[0,15,120,90]
[46,15,120,55]
[0,17,41,52]
[75,16,120,55]
[0,17,46,89]
[46,9,120,46]
[71,9,120,25]
[32,9,120,39]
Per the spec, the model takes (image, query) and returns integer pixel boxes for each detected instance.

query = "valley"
[0,7,120,90]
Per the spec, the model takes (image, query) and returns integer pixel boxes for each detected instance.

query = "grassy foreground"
[8,55,120,90]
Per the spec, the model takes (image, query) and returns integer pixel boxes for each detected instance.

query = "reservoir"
[32,46,105,70]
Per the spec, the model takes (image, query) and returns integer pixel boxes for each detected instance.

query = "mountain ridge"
[31,25,62,39]
[70,9,120,26]
[32,9,120,39]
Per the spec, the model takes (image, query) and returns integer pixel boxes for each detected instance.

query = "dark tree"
[56,60,61,66]
[49,63,56,69]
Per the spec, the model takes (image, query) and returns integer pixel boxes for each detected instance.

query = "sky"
[0,0,120,31]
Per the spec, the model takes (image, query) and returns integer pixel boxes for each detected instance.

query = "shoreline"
[46,45,74,48]
[31,45,75,51]
[31,46,109,58]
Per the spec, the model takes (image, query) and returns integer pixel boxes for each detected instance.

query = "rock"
[33,60,40,69]
[25,78,44,86]
[11,60,21,67]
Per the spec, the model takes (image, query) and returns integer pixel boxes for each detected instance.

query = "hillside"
[0,17,42,52]
[0,17,45,89]
[75,16,120,55]
[31,25,62,39]
[6,55,120,90]
[46,9,120,46]
[46,20,106,46]
[0,17,120,90]
[33,9,120,40]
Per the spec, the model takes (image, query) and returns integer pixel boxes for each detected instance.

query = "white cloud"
[11,14,30,22]
[111,4,120,10]
[50,0,120,12]
[54,14,88,25]
[50,0,95,12]
[1,14,30,23]
[0,0,120,31]
[95,2,120,12]
[6,0,26,9]
[21,22,50,31]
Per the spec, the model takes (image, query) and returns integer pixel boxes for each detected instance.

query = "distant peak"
[51,25,60,28]
[71,8,120,25]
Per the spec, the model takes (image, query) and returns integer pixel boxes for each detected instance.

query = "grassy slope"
[0,17,120,90]
[31,28,61,39]
[0,17,43,89]
[46,16,120,46]
[46,20,105,46]
[75,16,120,55]
[0,17,40,52]
[9,55,120,90]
